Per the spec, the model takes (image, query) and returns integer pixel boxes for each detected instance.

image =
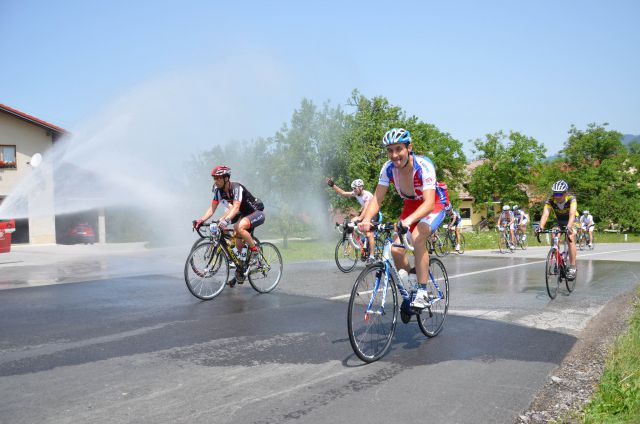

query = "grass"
[267,231,640,263]
[582,288,640,423]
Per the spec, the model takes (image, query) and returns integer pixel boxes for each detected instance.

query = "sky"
[1,0,639,159]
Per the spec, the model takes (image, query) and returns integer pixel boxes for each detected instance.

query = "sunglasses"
[553,192,565,197]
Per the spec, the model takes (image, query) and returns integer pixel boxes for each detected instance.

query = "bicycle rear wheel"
[248,242,283,293]
[348,263,398,363]
[545,249,559,299]
[335,239,358,273]
[417,258,449,337]
[184,242,229,300]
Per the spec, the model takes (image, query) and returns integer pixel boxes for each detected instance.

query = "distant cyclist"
[513,205,528,240]
[194,165,265,285]
[497,205,516,249]
[579,210,595,248]
[326,177,381,263]
[445,206,463,252]
[358,128,445,309]
[536,180,578,280]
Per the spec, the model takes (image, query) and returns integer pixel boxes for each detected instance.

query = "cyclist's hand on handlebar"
[193,219,204,230]
[397,220,409,235]
[217,219,229,230]
[358,220,371,233]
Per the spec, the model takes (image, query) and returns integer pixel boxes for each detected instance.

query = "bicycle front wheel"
[545,249,559,299]
[458,234,466,254]
[520,233,528,250]
[578,235,586,251]
[248,242,283,293]
[184,242,229,300]
[348,263,398,363]
[417,258,449,337]
[434,237,448,257]
[335,239,358,273]
[498,233,507,253]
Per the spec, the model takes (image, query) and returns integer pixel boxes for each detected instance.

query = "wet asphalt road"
[1,243,639,423]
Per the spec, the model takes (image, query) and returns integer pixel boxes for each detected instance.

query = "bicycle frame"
[365,224,444,318]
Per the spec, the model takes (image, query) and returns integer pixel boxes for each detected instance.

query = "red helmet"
[211,165,231,177]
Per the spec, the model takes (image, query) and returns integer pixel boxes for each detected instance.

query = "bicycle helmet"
[382,128,411,146]
[583,210,589,215]
[502,205,510,211]
[351,179,364,189]
[551,180,569,193]
[211,165,231,177]
[513,205,519,210]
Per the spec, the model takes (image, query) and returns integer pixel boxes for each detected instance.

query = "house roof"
[0,103,68,137]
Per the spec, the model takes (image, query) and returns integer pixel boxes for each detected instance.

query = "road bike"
[514,227,528,250]
[334,219,383,273]
[441,224,465,254]
[498,226,515,253]
[537,228,575,299]
[427,231,448,257]
[184,221,283,300]
[347,222,449,363]
[577,225,594,251]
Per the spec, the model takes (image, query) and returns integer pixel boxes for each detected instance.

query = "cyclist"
[497,205,516,249]
[326,177,381,263]
[536,180,578,280]
[445,206,463,252]
[194,165,265,285]
[513,205,528,240]
[580,210,595,248]
[358,128,445,309]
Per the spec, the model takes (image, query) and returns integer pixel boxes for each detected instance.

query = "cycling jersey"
[352,190,373,208]
[212,182,264,218]
[378,153,443,211]
[515,210,527,224]
[499,211,514,225]
[436,181,450,210]
[544,194,577,225]
[580,214,594,227]
[446,208,462,227]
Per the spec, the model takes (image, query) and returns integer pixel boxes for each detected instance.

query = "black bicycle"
[184,221,282,300]
[498,227,515,253]
[442,224,465,254]
[577,225,594,251]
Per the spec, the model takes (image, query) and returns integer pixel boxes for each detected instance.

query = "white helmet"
[351,179,364,189]
[583,210,589,215]
[502,205,510,211]
[513,205,519,210]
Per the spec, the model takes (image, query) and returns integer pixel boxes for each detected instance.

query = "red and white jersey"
[378,153,439,209]
[352,190,373,208]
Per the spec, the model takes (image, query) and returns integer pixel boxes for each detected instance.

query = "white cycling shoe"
[410,289,435,309]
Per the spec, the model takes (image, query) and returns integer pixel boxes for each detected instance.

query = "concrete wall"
[0,112,56,243]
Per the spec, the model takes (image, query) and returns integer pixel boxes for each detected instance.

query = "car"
[0,219,16,253]
[66,223,96,244]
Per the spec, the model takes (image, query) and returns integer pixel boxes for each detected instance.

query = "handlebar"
[368,221,415,252]
[192,220,234,239]
[535,227,570,244]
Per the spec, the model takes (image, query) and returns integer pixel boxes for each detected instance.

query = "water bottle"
[239,247,248,262]
[232,246,240,257]
[397,269,409,287]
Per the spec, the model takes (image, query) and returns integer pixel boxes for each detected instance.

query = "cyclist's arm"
[331,184,352,197]
[356,200,370,222]
[539,206,551,230]
[360,185,387,227]
[401,188,435,228]
[219,200,241,224]
[567,200,577,229]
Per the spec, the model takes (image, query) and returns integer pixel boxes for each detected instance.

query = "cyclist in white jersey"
[579,210,595,247]
[359,128,445,310]
[327,177,379,262]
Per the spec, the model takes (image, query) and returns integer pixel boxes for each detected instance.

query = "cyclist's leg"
[509,224,516,247]
[412,210,445,305]
[588,226,594,245]
[235,211,265,249]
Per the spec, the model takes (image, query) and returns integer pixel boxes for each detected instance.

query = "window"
[460,208,471,219]
[0,145,17,169]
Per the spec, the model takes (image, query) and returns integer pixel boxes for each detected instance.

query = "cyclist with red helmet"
[194,165,265,284]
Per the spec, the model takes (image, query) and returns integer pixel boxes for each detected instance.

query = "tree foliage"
[468,131,547,207]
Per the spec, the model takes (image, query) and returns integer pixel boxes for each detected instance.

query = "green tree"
[468,131,547,207]
[562,123,625,166]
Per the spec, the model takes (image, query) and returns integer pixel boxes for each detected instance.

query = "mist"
[0,56,337,246]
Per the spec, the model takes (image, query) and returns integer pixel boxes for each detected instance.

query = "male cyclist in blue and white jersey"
[358,128,445,309]
[445,206,463,252]
[513,205,528,240]
[326,177,381,263]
